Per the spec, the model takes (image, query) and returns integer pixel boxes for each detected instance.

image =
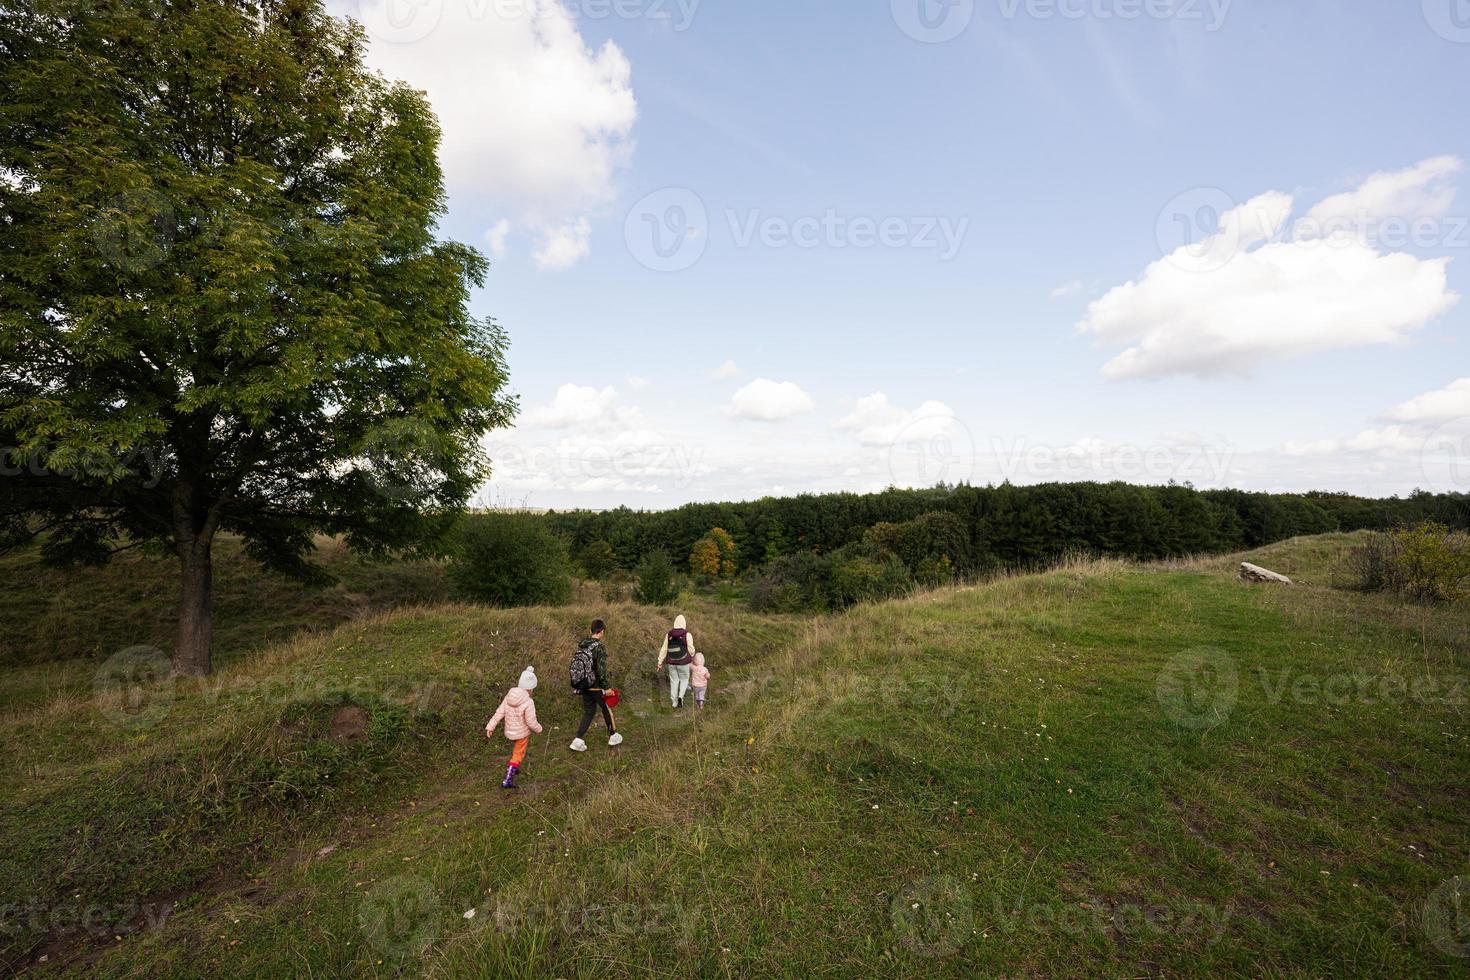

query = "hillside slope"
[3,537,1467,976]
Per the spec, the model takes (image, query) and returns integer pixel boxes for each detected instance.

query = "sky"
[329,0,1470,510]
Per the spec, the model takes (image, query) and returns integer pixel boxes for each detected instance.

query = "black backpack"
[570,639,598,691]
[665,629,690,665]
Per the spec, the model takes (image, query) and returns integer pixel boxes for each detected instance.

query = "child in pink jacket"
[690,652,710,709]
[485,666,543,789]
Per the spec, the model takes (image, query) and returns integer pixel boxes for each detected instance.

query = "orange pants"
[508,737,529,767]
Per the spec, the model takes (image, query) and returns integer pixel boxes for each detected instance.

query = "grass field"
[1,534,1467,976]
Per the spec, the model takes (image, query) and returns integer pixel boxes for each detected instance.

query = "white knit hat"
[518,666,538,691]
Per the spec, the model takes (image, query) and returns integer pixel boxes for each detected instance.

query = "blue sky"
[336,0,1470,508]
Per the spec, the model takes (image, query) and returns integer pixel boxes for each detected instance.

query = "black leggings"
[576,691,615,738]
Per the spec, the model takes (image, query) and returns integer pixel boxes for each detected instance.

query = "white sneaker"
[608,732,623,747]
[569,738,588,752]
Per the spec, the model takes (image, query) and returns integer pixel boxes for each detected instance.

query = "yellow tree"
[709,527,738,578]
[691,528,738,579]
[689,536,722,578]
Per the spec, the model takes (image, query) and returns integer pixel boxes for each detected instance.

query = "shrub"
[1394,522,1470,601]
[1344,523,1470,602]
[1343,532,1403,594]
[749,547,912,613]
[915,553,956,588]
[832,555,912,606]
[602,572,632,603]
[747,577,805,614]
[865,511,973,575]
[633,551,679,605]
[748,552,836,613]
[449,514,573,607]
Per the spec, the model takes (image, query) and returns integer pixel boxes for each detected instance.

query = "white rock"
[1240,562,1293,585]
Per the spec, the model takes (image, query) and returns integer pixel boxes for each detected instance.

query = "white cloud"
[1301,156,1463,241]
[835,392,956,447]
[532,218,592,271]
[1080,160,1462,379]
[712,359,742,380]
[1384,378,1470,424]
[1280,438,1342,458]
[339,0,636,270]
[1284,426,1423,457]
[522,383,628,429]
[626,375,648,390]
[486,219,511,258]
[1282,377,1470,461]
[728,379,814,422]
[1343,426,1424,455]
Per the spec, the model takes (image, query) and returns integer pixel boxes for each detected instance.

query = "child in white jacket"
[486,667,544,789]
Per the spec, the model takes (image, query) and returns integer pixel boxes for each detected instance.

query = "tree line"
[545,482,1470,582]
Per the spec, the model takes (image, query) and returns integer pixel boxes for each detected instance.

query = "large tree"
[0,0,516,674]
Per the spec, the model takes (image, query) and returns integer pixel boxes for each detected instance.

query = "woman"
[655,614,697,709]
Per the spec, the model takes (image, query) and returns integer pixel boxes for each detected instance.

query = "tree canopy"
[0,0,516,674]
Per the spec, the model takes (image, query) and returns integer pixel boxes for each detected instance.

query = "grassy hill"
[2,534,1467,976]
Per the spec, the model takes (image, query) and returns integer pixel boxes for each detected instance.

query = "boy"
[570,619,623,751]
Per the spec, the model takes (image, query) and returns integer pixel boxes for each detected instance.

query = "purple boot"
[502,763,519,789]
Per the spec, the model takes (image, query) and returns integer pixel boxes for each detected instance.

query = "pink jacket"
[486,687,542,741]
[690,652,710,688]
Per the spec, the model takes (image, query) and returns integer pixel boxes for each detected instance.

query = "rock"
[1240,562,1293,585]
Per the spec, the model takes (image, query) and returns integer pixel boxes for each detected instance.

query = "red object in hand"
[603,688,620,708]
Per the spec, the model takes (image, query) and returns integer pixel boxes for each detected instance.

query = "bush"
[449,514,573,607]
[748,552,836,613]
[914,553,956,588]
[749,547,912,613]
[633,551,679,605]
[1394,523,1470,601]
[865,511,973,574]
[602,572,632,603]
[831,555,911,607]
[1344,523,1470,602]
[1343,532,1403,594]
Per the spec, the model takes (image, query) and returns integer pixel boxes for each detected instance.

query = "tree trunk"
[173,540,214,677]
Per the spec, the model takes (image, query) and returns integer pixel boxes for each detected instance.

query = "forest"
[541,481,1470,603]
